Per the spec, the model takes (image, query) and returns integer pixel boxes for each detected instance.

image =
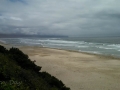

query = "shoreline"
[46,47,120,59]
[0,40,120,59]
[1,42,120,90]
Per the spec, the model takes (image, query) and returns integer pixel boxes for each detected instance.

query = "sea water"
[0,37,120,57]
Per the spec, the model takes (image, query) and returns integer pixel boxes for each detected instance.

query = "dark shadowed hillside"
[0,45,70,90]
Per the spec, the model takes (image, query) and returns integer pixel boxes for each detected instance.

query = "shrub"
[0,45,8,54]
[9,47,41,72]
[0,45,70,90]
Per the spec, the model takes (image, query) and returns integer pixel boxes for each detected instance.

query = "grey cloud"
[0,0,120,36]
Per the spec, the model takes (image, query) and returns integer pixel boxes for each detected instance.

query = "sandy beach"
[19,46,120,90]
[1,42,120,90]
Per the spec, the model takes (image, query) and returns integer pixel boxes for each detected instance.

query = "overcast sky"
[0,0,120,36]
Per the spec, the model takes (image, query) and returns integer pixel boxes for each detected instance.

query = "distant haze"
[0,0,120,37]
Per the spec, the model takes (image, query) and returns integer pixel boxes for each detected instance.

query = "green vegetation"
[0,45,70,90]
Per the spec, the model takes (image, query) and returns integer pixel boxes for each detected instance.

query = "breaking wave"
[1,37,120,57]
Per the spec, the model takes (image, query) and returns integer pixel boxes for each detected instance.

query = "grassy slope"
[0,45,70,90]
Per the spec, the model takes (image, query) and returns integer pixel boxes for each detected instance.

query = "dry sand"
[19,46,120,90]
[1,42,120,90]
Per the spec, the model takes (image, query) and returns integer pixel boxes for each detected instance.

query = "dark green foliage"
[0,45,70,90]
[0,45,8,54]
[9,47,41,72]
[40,72,70,90]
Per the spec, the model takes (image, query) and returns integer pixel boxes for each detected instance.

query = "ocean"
[0,37,120,57]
